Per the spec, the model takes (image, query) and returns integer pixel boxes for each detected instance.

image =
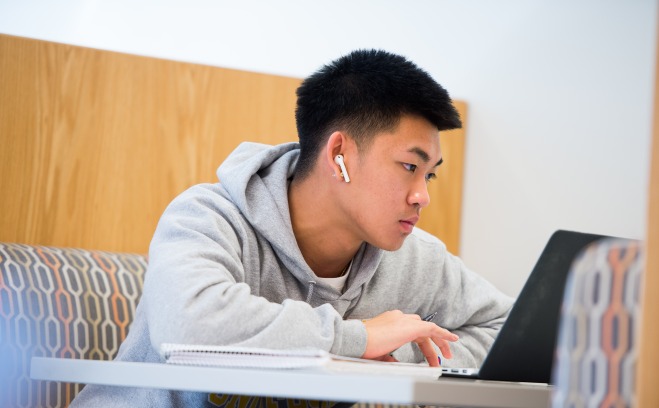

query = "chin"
[372,237,407,252]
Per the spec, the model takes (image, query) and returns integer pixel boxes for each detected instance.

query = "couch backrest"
[551,238,643,407]
[0,243,147,408]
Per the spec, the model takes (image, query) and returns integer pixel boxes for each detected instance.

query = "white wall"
[1,0,656,296]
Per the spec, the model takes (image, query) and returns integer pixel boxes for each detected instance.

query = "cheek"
[352,166,406,215]
[363,179,404,214]
[373,174,405,198]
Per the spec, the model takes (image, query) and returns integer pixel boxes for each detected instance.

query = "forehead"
[366,115,441,160]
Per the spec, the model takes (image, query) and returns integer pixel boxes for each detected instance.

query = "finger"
[416,338,440,367]
[381,354,398,363]
[432,325,459,341]
[431,337,453,359]
[369,354,398,362]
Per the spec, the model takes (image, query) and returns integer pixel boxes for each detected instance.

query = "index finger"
[427,324,458,359]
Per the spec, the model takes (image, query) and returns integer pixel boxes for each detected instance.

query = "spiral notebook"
[161,343,442,379]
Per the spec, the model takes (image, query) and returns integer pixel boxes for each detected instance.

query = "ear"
[325,131,349,178]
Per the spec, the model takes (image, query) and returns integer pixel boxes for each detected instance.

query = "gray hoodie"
[72,142,513,407]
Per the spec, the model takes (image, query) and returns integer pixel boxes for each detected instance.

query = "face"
[340,115,442,251]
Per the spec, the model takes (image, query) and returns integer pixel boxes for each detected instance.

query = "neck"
[288,172,361,278]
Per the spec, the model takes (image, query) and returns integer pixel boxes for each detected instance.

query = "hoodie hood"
[216,142,383,302]
[217,141,299,253]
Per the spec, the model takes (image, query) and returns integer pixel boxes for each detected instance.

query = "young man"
[72,49,513,407]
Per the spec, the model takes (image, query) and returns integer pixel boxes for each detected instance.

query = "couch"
[0,243,147,407]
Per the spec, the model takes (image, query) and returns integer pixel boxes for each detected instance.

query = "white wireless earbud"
[334,155,350,183]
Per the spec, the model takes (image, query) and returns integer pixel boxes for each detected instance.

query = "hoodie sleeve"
[433,251,513,368]
[142,184,367,358]
[383,230,514,367]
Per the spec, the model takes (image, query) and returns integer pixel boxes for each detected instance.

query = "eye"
[402,163,417,173]
[425,173,437,183]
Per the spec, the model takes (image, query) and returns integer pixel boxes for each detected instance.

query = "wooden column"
[636,13,659,407]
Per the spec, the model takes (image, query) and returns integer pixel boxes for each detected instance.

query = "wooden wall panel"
[636,12,659,406]
[0,35,300,253]
[416,102,466,255]
[0,34,466,255]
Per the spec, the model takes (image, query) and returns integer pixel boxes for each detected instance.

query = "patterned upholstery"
[0,243,147,408]
[551,238,643,407]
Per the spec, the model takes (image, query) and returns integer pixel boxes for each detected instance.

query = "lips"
[399,216,419,233]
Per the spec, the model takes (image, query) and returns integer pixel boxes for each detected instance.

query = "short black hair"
[294,49,462,178]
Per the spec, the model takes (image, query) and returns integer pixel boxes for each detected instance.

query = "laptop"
[442,230,615,384]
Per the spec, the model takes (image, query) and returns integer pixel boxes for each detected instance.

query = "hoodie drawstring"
[305,280,316,303]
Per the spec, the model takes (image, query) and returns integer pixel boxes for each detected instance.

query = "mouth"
[399,216,419,233]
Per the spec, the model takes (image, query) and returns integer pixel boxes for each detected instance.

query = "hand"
[361,310,459,367]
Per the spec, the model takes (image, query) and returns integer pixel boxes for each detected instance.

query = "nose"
[408,179,431,208]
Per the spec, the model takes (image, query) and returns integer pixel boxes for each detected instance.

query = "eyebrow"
[407,147,444,167]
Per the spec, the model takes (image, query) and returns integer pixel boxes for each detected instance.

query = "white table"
[31,357,551,407]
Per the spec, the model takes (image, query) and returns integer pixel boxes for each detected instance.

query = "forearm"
[144,256,368,357]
